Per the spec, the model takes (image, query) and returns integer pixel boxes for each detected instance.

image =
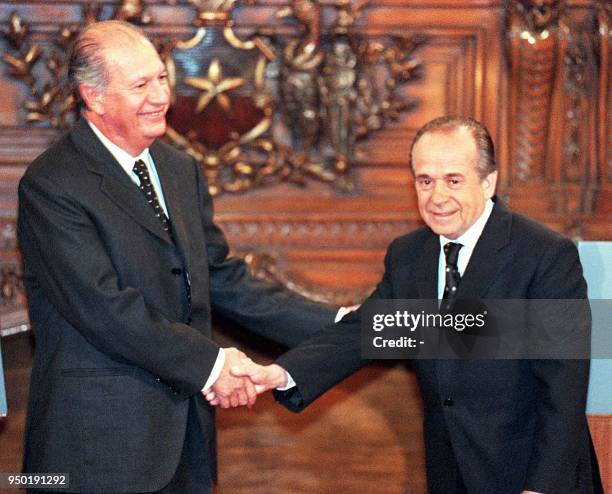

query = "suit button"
[443,398,454,407]
[171,267,183,276]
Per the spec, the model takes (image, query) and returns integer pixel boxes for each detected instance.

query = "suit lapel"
[456,200,513,299]
[70,119,174,245]
[150,142,192,267]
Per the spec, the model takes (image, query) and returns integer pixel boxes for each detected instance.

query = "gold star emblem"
[185,58,245,114]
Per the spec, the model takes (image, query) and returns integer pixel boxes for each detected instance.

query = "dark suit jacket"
[18,118,336,493]
[274,200,602,493]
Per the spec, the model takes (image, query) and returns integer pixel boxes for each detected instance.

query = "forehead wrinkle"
[416,128,479,169]
[422,126,474,147]
[102,42,163,88]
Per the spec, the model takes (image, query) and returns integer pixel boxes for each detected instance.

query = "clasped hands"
[202,347,286,409]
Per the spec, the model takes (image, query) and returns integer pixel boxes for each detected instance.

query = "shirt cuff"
[275,309,348,391]
[335,306,354,322]
[201,348,225,391]
[276,371,295,391]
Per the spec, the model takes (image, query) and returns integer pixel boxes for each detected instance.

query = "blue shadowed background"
[579,241,612,414]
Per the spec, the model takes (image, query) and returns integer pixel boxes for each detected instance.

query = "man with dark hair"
[229,116,603,493]
[18,20,336,494]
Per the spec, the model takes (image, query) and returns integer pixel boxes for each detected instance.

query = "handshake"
[201,306,358,408]
[202,347,288,408]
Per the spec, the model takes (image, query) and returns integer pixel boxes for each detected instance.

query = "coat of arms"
[2,0,425,195]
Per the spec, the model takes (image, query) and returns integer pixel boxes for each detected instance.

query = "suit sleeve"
[272,240,397,412]
[193,163,337,348]
[523,237,591,492]
[18,173,219,398]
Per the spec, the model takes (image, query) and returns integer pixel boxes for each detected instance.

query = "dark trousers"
[30,402,212,494]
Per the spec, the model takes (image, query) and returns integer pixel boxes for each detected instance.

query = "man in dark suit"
[229,116,603,493]
[18,20,336,493]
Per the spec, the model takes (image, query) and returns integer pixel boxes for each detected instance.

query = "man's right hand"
[203,347,257,409]
[230,361,289,394]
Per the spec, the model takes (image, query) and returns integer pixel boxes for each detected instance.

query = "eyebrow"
[128,67,167,85]
[415,173,465,180]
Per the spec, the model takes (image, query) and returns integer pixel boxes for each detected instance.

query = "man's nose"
[149,80,170,105]
[430,180,449,204]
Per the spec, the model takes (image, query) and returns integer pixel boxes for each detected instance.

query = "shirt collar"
[439,198,494,251]
[87,119,151,175]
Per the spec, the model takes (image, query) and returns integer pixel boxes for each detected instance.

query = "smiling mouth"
[141,109,167,119]
[431,211,457,220]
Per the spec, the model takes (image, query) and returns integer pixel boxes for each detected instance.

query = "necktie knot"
[443,242,462,268]
[133,159,148,176]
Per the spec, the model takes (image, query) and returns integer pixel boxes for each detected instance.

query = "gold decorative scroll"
[2,0,424,196]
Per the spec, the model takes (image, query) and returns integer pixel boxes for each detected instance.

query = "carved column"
[505,0,601,232]
[506,0,567,183]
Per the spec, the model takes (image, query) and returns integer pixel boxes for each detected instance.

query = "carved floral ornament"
[2,0,425,196]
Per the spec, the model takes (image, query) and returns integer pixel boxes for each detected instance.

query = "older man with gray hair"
[18,20,336,494]
[230,116,603,494]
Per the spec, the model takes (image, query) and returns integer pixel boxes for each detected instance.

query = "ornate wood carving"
[505,0,607,232]
[218,216,417,248]
[0,1,609,324]
[1,12,78,129]
[1,0,424,197]
[506,0,564,183]
[0,263,23,306]
[243,251,371,306]
[0,218,17,251]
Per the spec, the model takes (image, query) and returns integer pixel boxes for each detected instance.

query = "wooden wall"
[0,0,609,491]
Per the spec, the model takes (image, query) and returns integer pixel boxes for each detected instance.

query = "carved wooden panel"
[0,0,609,319]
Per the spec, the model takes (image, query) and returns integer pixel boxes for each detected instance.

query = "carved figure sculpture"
[321,36,357,174]
[506,0,567,182]
[277,0,324,156]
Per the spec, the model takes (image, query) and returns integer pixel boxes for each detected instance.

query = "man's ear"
[79,84,104,115]
[482,170,498,199]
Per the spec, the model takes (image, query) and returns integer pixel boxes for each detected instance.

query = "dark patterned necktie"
[133,160,189,311]
[132,159,172,234]
[442,242,463,310]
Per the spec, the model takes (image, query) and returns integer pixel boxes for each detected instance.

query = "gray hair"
[409,115,496,179]
[69,20,149,103]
